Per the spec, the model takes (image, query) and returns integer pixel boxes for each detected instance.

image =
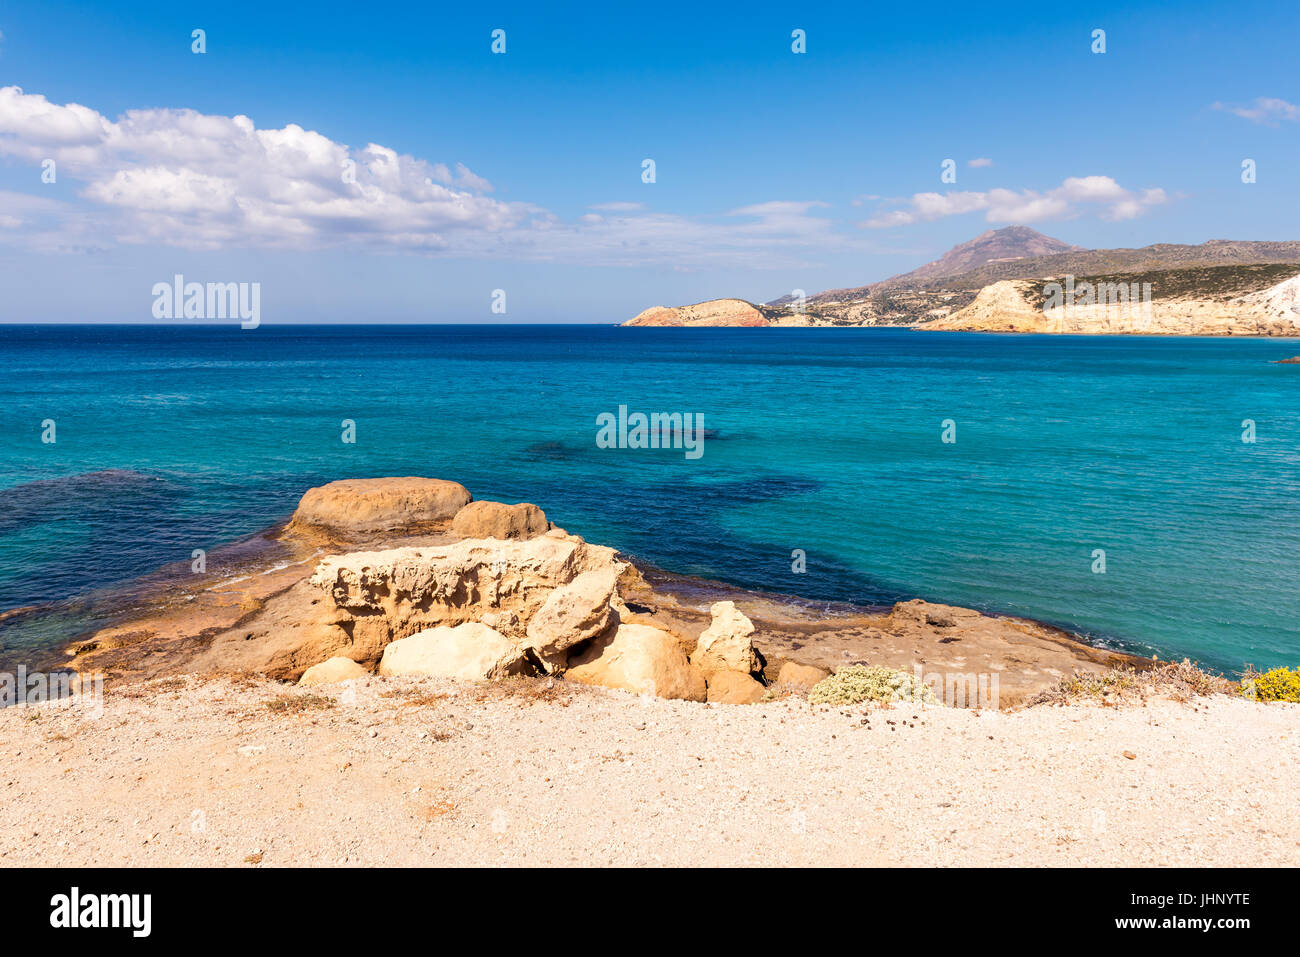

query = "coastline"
[4,478,1298,868]
[33,478,1149,708]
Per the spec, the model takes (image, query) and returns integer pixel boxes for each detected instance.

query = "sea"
[2,323,1298,672]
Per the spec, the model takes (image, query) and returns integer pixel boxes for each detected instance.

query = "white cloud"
[860,176,1166,228]
[0,85,527,251]
[0,85,866,268]
[967,157,993,167]
[1213,97,1300,126]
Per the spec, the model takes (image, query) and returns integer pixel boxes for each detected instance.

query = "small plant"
[809,665,937,706]
[1241,666,1300,703]
[1028,659,1233,707]
[266,693,335,713]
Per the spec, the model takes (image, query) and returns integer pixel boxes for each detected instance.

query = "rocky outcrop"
[289,477,471,536]
[378,623,527,680]
[451,500,549,541]
[566,623,707,701]
[885,599,984,631]
[692,601,761,675]
[523,567,619,673]
[624,298,773,327]
[298,656,370,686]
[66,475,1151,708]
[304,534,625,661]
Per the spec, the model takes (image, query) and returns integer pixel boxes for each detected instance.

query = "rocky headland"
[621,228,1300,335]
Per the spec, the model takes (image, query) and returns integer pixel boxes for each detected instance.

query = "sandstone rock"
[693,601,759,675]
[885,599,984,633]
[523,567,619,673]
[302,535,623,664]
[298,656,369,686]
[451,500,548,541]
[776,661,830,689]
[705,670,766,704]
[566,623,706,701]
[289,477,471,535]
[378,623,526,680]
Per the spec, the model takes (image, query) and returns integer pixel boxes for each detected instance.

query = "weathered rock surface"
[289,477,471,535]
[451,500,549,541]
[523,567,620,673]
[183,534,622,679]
[378,623,526,680]
[566,623,706,701]
[776,661,830,689]
[885,599,984,631]
[298,656,370,686]
[693,601,760,675]
[705,670,766,704]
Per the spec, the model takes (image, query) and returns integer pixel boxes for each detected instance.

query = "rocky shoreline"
[59,476,1144,708]
[9,475,1299,868]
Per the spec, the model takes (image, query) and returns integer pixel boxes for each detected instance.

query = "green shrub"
[809,665,936,706]
[1241,666,1300,703]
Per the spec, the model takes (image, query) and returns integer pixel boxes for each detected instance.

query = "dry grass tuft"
[266,693,335,714]
[471,676,575,707]
[1026,658,1234,707]
[380,688,450,707]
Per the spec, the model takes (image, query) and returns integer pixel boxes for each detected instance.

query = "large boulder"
[305,535,623,663]
[451,500,549,541]
[705,670,766,704]
[290,477,471,535]
[182,534,625,681]
[298,656,370,686]
[523,567,620,673]
[378,623,526,680]
[565,623,706,701]
[693,601,759,675]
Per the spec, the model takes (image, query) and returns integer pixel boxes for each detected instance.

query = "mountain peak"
[896,226,1084,285]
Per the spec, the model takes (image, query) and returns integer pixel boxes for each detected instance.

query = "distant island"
[624,226,1300,336]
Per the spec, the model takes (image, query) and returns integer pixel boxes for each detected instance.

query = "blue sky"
[1,0,1297,322]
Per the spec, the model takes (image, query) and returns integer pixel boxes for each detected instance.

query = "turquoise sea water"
[1,324,1298,672]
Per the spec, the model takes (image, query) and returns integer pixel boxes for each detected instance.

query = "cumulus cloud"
[0,85,861,268]
[860,176,1166,228]
[967,157,993,167]
[1212,97,1300,126]
[0,85,528,251]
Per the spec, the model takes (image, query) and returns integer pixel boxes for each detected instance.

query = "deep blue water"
[2,323,1298,671]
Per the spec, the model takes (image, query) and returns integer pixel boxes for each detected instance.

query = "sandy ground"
[2,675,1297,868]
